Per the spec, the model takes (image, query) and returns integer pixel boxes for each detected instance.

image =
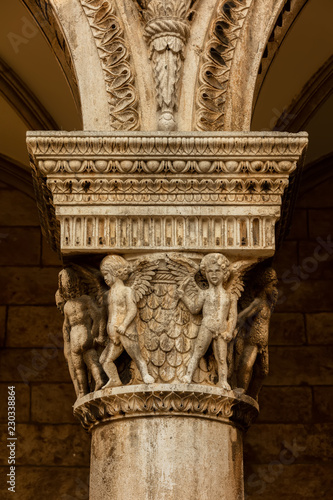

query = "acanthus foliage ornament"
[79,0,140,130]
[196,0,252,131]
[138,0,195,130]
[73,386,259,432]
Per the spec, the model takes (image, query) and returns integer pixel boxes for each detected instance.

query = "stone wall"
[0,175,332,499]
[0,183,90,499]
[244,174,333,499]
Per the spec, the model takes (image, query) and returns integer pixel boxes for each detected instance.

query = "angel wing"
[70,263,107,306]
[125,257,159,303]
[224,259,257,298]
[165,254,202,301]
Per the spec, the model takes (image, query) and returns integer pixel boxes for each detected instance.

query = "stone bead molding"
[27,131,308,255]
[73,384,259,432]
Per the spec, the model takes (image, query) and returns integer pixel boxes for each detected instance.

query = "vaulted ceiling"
[0,0,332,197]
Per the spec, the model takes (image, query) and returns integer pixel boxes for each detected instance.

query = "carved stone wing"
[70,263,107,306]
[165,254,201,300]
[225,260,257,298]
[125,258,159,303]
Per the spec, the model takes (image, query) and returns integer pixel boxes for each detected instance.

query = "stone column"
[27,131,307,500]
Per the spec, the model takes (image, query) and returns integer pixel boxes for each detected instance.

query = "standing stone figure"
[55,289,80,398]
[57,267,106,398]
[168,253,251,389]
[100,254,158,387]
[235,266,278,400]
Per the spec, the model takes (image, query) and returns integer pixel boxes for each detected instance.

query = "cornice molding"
[27,131,307,255]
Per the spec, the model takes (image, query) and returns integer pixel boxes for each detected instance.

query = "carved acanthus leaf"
[140,0,194,129]
[196,0,252,131]
[73,386,259,431]
[79,0,140,130]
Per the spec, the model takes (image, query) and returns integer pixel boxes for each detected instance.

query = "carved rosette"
[27,131,308,255]
[73,384,259,432]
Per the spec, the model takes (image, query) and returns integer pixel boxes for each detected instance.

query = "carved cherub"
[57,266,107,399]
[100,254,158,387]
[168,253,253,389]
[234,265,278,400]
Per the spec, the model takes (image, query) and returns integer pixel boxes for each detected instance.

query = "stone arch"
[223,0,287,131]
[21,0,156,131]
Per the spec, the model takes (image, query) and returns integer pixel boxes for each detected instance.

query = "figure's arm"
[226,295,238,340]
[86,296,103,339]
[62,312,71,361]
[177,277,204,314]
[237,297,262,323]
[117,289,138,334]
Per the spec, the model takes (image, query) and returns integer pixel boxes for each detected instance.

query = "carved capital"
[56,253,278,414]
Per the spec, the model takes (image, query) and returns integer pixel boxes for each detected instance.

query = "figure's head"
[55,289,65,313]
[259,267,278,306]
[100,254,129,287]
[58,268,82,300]
[200,253,230,286]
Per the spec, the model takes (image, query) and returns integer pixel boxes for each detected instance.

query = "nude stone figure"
[100,255,155,387]
[235,266,278,400]
[177,253,238,389]
[58,268,106,398]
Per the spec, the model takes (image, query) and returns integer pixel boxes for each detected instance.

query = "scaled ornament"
[56,254,277,404]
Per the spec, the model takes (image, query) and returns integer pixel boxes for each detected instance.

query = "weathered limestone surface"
[27,131,307,256]
[75,384,256,500]
[90,414,243,500]
[25,98,307,500]
[21,1,315,499]
[2,170,333,498]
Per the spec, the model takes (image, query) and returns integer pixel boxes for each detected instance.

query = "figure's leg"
[71,351,89,398]
[64,342,80,398]
[122,337,155,384]
[183,326,213,384]
[227,339,235,384]
[100,342,124,388]
[213,338,231,390]
[83,349,106,391]
[247,347,269,401]
[236,344,258,394]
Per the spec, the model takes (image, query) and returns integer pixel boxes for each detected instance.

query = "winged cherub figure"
[168,253,253,389]
[57,267,107,399]
[100,254,158,387]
